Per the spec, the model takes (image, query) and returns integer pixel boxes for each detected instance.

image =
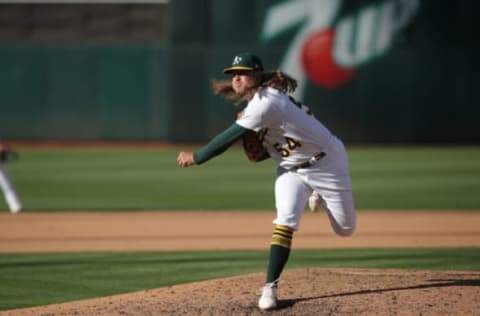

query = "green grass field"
[2,146,480,211]
[1,146,479,311]
[1,248,479,310]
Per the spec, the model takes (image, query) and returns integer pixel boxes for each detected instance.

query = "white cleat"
[9,203,21,214]
[6,194,22,214]
[258,282,278,310]
[308,191,321,212]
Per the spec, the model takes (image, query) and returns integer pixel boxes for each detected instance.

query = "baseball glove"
[242,130,267,162]
[0,148,19,163]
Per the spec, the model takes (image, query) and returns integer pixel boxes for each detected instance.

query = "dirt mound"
[5,268,479,316]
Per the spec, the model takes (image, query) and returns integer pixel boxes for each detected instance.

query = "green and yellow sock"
[266,224,294,284]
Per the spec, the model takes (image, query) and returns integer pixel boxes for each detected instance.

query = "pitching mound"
[6,268,480,316]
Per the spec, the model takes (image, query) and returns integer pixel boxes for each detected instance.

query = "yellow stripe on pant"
[271,224,294,248]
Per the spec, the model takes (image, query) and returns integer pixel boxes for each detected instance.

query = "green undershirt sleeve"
[193,123,249,165]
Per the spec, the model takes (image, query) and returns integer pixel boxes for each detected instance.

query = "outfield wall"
[0,0,478,142]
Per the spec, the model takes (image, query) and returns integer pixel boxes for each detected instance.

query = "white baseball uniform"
[236,87,356,233]
[0,164,22,213]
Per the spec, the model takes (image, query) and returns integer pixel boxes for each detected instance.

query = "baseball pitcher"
[177,52,356,310]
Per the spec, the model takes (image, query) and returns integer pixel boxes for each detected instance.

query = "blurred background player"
[0,141,22,213]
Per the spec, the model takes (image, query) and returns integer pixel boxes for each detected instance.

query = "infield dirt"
[1,210,479,315]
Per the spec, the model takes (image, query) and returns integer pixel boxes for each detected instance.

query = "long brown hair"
[212,70,298,105]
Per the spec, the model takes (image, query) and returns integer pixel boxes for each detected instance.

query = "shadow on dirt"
[276,278,480,310]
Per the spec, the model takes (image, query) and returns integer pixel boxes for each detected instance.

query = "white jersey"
[236,87,333,169]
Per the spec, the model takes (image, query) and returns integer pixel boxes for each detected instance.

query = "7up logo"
[262,0,419,97]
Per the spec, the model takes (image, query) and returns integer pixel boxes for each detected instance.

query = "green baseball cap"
[223,52,264,74]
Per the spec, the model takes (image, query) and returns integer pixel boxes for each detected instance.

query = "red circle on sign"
[301,28,356,89]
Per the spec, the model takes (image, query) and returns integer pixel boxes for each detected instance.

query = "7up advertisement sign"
[262,0,419,98]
